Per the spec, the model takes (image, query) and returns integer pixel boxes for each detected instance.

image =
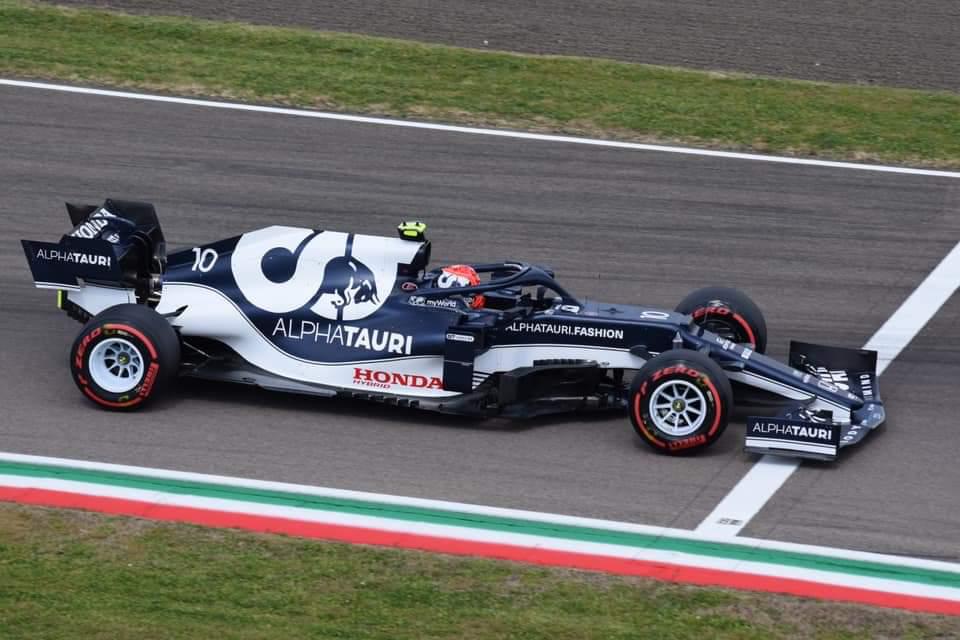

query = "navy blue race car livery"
[22,200,886,460]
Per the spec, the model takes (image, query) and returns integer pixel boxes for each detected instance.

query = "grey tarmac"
[47,0,960,92]
[0,85,958,559]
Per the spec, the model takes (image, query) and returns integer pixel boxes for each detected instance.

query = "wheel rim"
[649,379,707,436]
[88,338,145,393]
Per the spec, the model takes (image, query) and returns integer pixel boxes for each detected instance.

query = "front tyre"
[675,286,768,353]
[70,304,180,410]
[629,350,732,454]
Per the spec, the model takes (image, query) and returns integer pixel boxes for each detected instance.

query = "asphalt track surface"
[1,84,959,561]
[49,0,960,92]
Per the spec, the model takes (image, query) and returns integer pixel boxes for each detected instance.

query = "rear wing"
[21,199,166,299]
[22,236,122,290]
[745,341,885,461]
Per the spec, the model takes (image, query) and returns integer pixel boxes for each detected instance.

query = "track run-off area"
[2,79,959,611]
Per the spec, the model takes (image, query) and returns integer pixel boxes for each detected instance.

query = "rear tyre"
[70,304,180,410]
[675,286,767,353]
[629,350,732,455]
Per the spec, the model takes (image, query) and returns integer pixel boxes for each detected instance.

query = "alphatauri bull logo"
[316,255,379,312]
[231,226,420,322]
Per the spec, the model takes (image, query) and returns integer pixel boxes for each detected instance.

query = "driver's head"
[437,264,484,309]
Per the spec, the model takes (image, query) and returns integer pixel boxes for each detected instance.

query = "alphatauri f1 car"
[22,200,886,460]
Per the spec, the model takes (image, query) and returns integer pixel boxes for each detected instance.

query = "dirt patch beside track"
[44,0,959,92]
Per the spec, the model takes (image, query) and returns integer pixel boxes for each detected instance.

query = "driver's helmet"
[436,264,485,309]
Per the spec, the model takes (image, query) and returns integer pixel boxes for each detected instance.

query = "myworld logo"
[408,295,459,309]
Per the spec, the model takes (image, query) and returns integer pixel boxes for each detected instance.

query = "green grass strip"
[2,0,960,167]
[3,459,959,589]
[7,503,958,639]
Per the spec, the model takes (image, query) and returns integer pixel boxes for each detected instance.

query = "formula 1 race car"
[22,200,886,460]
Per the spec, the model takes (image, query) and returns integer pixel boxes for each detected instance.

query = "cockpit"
[394,220,579,316]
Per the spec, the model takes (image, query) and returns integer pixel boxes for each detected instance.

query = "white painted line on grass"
[697,240,960,537]
[2,78,960,178]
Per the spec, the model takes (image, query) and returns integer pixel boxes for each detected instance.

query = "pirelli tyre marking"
[69,304,181,412]
[74,323,161,409]
[691,306,756,346]
[631,356,729,454]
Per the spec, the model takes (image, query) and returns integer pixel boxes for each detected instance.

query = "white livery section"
[744,437,839,458]
[69,283,137,312]
[154,283,651,398]
[231,226,421,322]
[727,369,851,424]
[475,344,645,374]
[155,282,459,398]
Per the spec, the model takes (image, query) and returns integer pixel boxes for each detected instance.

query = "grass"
[0,503,957,639]
[1,1,959,166]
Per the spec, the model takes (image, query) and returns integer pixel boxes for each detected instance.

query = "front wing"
[743,341,885,461]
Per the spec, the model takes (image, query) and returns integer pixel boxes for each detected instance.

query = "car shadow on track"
[158,378,749,460]
[163,378,612,433]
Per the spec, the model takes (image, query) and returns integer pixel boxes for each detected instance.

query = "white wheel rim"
[88,338,145,394]
[649,379,707,436]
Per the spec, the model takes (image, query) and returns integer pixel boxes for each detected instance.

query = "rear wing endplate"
[21,237,121,290]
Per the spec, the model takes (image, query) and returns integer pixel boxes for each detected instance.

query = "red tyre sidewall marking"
[104,323,159,359]
[83,386,142,409]
[636,365,723,447]
[698,374,723,437]
[138,362,160,398]
[692,307,756,347]
[729,311,756,346]
[73,326,101,371]
[633,393,666,448]
[75,323,160,408]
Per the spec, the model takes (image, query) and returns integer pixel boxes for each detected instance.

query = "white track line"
[6,451,960,576]
[6,472,960,601]
[2,79,960,178]
[697,240,960,536]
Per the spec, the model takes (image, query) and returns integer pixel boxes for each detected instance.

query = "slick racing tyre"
[629,350,733,455]
[675,286,767,353]
[70,304,180,410]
